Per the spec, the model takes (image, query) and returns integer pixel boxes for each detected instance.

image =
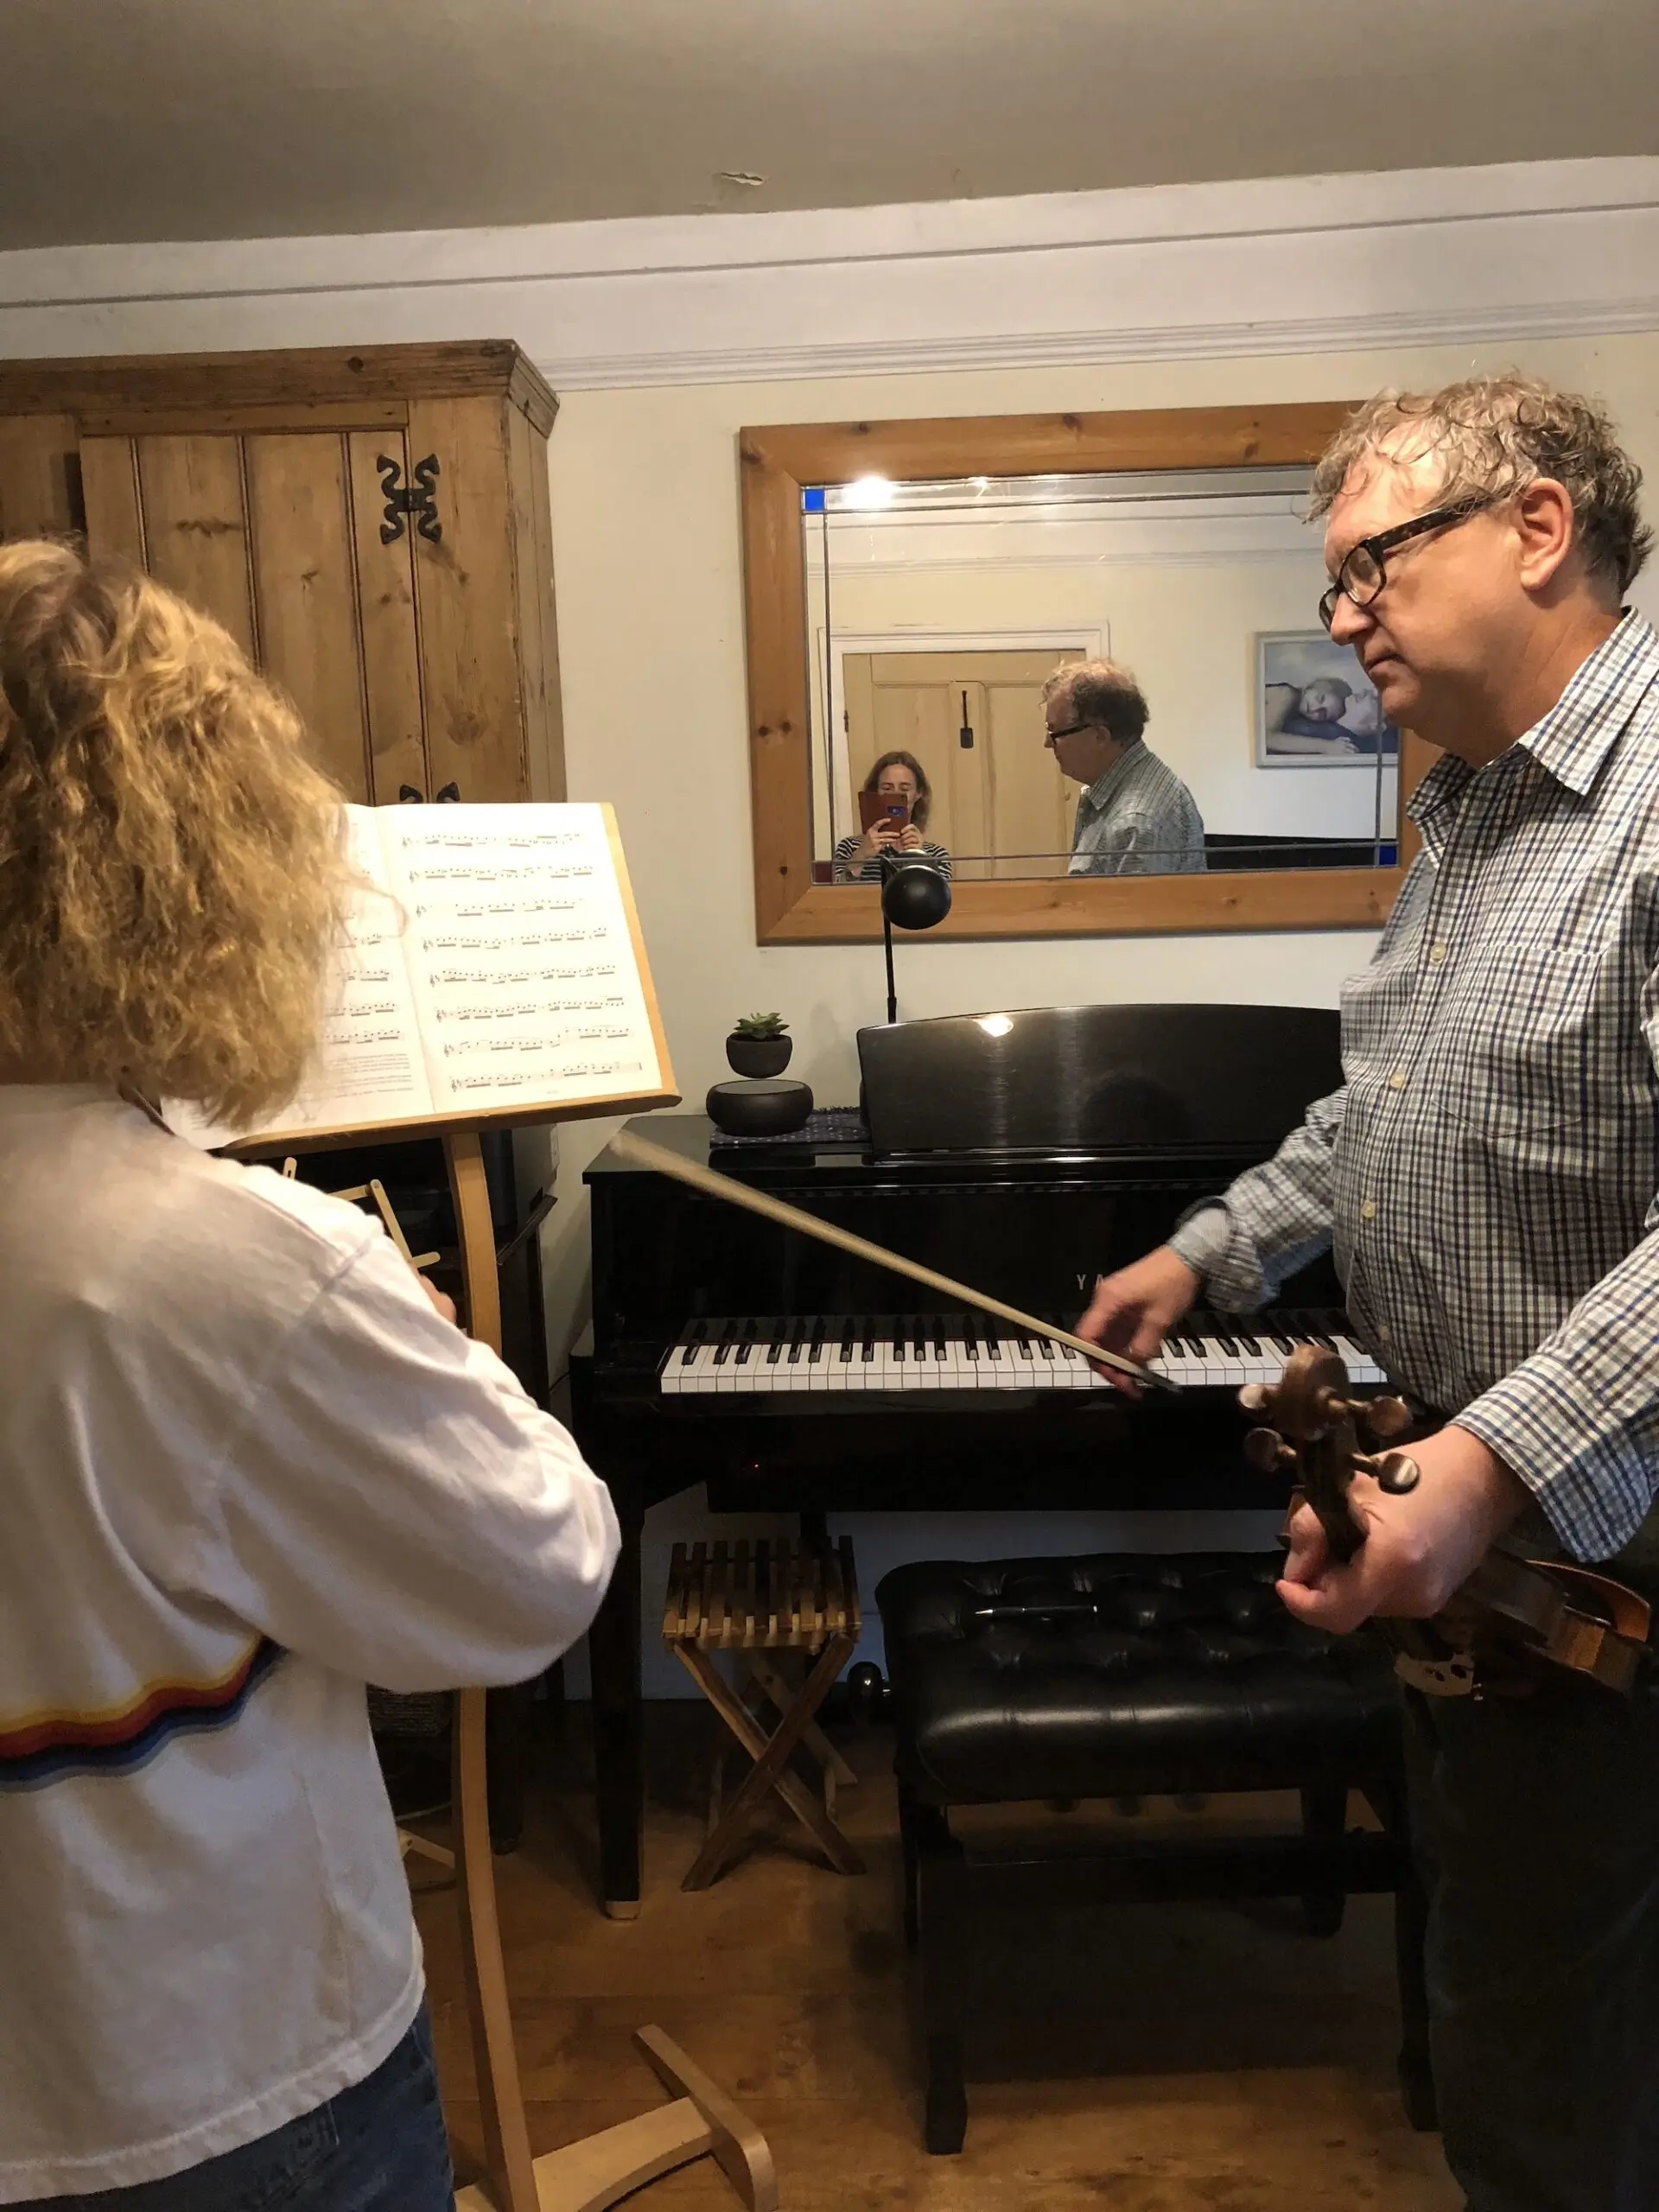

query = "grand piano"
[570,1003,1365,1912]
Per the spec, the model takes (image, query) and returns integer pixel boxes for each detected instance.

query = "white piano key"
[1332,1333,1387,1385]
[684,1342,717,1393]
[1159,1338,1201,1386]
[1187,1337,1230,1386]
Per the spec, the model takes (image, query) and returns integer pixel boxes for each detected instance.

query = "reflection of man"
[1079,374,1659,2209]
[1043,660,1205,874]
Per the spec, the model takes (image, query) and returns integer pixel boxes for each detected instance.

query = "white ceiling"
[3,0,1656,252]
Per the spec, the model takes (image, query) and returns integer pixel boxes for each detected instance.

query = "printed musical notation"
[171,803,665,1148]
[380,801,661,1116]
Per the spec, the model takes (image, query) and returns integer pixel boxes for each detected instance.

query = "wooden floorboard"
[411,1704,1459,2210]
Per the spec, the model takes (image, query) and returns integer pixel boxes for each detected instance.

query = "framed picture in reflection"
[1254,632,1400,767]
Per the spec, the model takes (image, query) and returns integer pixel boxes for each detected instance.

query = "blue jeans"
[22,2008,454,2212]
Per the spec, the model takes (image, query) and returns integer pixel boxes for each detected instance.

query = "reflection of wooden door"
[843,648,1079,875]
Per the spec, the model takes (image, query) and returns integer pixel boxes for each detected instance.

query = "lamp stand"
[880,853,899,1024]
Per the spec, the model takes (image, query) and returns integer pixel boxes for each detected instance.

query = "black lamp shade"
[880,861,951,931]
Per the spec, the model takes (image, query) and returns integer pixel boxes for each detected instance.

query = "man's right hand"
[1076,1244,1200,1392]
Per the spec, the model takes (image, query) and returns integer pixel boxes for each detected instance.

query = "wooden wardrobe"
[0,340,563,806]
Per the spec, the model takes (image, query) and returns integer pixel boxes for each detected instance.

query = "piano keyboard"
[659,1314,1386,1395]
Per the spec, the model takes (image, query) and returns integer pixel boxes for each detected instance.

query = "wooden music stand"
[444,1132,778,2211]
[216,805,778,2211]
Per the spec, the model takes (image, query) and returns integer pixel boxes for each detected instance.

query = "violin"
[1242,1344,1652,1698]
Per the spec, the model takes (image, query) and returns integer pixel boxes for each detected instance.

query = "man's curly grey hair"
[1043,658,1150,747]
[1309,375,1651,598]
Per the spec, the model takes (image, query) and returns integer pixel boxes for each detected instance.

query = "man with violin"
[1082,374,1659,2212]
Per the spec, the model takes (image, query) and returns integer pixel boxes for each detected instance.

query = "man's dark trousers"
[1407,1675,1659,2210]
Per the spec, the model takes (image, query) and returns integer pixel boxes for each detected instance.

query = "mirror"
[802,467,1398,885]
[740,404,1424,945]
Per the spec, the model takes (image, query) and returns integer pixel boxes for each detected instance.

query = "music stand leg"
[445,1131,539,2212]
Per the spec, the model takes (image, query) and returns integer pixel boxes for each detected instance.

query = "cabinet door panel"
[407,397,526,803]
[508,399,564,802]
[79,436,145,563]
[346,430,429,804]
[0,416,79,541]
[135,435,256,656]
[244,432,372,802]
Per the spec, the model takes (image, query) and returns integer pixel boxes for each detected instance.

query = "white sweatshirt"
[0,1085,620,2202]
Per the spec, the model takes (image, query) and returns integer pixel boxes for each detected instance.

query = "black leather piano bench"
[874,1551,1433,2155]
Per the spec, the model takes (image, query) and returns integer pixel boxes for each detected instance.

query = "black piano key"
[765,1322,783,1365]
[1211,1331,1240,1356]
[893,1328,906,1362]
[1235,1332,1262,1355]
[786,1317,807,1363]
[837,1316,854,1363]
[711,1318,738,1368]
[734,1319,756,1367]
[679,1322,704,1367]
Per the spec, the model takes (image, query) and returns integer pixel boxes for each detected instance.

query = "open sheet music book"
[173,801,676,1149]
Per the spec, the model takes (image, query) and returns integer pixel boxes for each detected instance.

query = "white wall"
[4,166,1656,1689]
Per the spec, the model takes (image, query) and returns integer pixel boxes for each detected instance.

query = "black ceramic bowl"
[705,1077,814,1136]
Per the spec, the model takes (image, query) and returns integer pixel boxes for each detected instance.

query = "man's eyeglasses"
[1319,499,1496,632]
[1044,720,1091,745]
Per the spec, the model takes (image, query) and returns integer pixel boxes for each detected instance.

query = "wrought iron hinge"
[377,453,442,544]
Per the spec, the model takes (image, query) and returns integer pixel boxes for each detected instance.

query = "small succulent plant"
[731,1012,789,1039]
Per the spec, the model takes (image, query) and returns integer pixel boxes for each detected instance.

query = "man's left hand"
[1277,1424,1533,1633]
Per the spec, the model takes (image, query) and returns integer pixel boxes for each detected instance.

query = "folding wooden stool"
[664,1537,864,1890]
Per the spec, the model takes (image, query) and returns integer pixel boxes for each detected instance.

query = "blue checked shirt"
[1170,613,1659,1565]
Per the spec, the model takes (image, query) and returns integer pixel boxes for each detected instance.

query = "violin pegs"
[1361,1395,1413,1440]
[1355,1449,1421,1495]
[1237,1383,1273,1415]
[1243,1426,1293,1475]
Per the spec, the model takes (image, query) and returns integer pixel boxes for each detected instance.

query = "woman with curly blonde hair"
[0,542,619,2210]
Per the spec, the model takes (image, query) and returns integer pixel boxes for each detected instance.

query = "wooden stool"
[664,1537,864,1890]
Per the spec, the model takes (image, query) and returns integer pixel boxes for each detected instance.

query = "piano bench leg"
[1300,1783,1349,1938]
[917,1816,970,2155]
[925,2040,968,2158]
[899,1784,955,1954]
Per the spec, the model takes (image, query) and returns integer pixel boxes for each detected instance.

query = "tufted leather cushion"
[877,1553,1402,1806]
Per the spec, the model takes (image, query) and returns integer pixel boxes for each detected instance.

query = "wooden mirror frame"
[740,402,1427,945]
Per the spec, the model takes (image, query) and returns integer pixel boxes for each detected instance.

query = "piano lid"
[856,1002,1341,1159]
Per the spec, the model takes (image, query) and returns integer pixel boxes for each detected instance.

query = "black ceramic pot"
[706,1077,814,1136]
[725,1032,792,1077]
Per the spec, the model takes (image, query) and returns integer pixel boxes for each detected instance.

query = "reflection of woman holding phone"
[831,751,953,884]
